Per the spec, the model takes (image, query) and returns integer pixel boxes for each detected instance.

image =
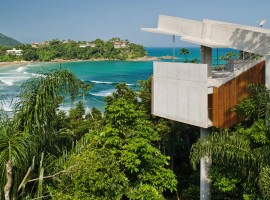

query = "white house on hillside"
[79,43,96,48]
[113,42,128,48]
[6,48,23,56]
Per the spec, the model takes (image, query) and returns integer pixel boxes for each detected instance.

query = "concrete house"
[142,15,270,200]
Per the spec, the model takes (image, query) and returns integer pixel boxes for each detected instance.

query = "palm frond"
[258,166,270,199]
[190,131,259,171]
[0,127,29,198]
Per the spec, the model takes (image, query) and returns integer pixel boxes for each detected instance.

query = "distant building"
[6,48,23,56]
[31,42,40,48]
[79,43,96,48]
[41,41,49,46]
[113,42,128,48]
[31,41,49,48]
[63,39,72,44]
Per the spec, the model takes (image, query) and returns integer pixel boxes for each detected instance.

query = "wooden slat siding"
[208,94,213,121]
[212,88,219,126]
[212,60,265,128]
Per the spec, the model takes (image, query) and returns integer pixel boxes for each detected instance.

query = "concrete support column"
[200,45,212,65]
[200,128,211,200]
[201,45,212,77]
[200,46,212,199]
[200,45,212,199]
[265,55,270,89]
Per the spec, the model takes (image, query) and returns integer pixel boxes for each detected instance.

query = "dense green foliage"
[0,70,196,199]
[2,65,269,199]
[0,33,21,47]
[191,84,270,199]
[0,37,146,62]
[0,46,22,62]
[50,85,178,199]
[0,68,91,199]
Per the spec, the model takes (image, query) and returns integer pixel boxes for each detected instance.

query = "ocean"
[0,47,238,112]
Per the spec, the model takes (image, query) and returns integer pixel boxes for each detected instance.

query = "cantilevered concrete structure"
[142,15,270,129]
[142,15,270,55]
[142,15,270,200]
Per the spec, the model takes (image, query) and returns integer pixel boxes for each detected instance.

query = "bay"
[0,47,238,112]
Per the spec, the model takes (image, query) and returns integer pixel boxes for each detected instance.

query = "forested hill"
[0,33,22,46]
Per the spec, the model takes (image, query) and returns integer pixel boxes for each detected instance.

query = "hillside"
[0,33,22,46]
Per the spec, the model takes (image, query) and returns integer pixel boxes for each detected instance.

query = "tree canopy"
[50,84,177,199]
[0,33,22,47]
[2,66,269,199]
[0,38,146,62]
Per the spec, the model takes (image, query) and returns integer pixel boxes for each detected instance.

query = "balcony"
[152,59,265,128]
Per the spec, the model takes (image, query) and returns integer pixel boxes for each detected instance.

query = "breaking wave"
[90,80,134,86]
[90,89,116,97]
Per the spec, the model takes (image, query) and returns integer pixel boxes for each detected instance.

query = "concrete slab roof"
[141,28,183,37]
[181,36,229,48]
[141,28,229,48]
[142,15,270,55]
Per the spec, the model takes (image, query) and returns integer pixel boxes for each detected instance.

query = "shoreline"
[0,61,29,68]
[0,56,160,68]
[52,56,160,62]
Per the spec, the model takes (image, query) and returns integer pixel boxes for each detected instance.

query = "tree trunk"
[18,166,33,192]
[4,160,12,200]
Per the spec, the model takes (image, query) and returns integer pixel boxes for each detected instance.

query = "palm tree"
[14,69,83,148]
[259,166,270,199]
[190,130,261,171]
[178,48,190,62]
[0,68,91,199]
[190,130,270,198]
[0,123,28,200]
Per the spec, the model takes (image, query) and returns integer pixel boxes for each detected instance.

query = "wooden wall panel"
[208,93,213,121]
[212,61,265,128]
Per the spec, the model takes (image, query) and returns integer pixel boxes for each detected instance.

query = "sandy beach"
[0,61,29,67]
[129,56,159,61]
[0,56,160,68]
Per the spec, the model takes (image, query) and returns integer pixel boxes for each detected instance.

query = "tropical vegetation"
[178,48,190,62]
[0,37,146,62]
[0,69,186,199]
[0,33,21,47]
[0,61,270,199]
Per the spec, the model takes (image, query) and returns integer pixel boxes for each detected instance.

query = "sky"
[1,0,270,47]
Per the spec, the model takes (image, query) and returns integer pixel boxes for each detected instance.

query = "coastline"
[0,61,29,68]
[52,56,160,62]
[0,56,160,68]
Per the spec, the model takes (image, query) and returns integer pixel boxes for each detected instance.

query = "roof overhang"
[142,15,270,54]
[141,28,228,48]
[181,36,229,48]
[141,28,184,37]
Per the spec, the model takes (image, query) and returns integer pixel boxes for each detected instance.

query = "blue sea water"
[0,47,238,112]
[146,47,238,65]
